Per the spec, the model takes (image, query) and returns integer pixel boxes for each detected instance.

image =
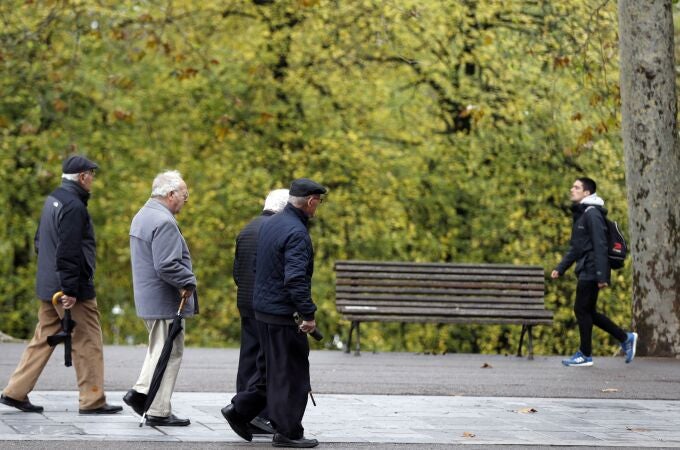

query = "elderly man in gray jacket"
[123,170,197,427]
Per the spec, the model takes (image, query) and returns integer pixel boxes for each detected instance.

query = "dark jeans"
[236,316,268,420]
[574,280,628,356]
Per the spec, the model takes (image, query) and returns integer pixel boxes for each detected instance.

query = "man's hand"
[299,319,316,334]
[61,295,77,309]
[180,288,193,300]
[598,282,608,289]
[550,270,560,279]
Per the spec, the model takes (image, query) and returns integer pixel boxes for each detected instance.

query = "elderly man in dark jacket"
[222,178,325,449]
[551,177,637,367]
[233,188,289,435]
[123,170,197,427]
[1,155,121,415]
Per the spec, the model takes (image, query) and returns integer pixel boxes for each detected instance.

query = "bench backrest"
[335,260,552,325]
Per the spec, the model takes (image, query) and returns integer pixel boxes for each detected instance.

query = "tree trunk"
[618,0,680,356]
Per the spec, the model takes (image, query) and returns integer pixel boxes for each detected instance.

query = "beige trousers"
[133,318,184,417]
[3,299,107,410]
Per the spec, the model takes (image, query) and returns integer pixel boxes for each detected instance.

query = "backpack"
[605,218,628,270]
[586,206,628,270]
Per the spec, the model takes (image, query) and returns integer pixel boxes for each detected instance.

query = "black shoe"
[250,416,276,434]
[221,404,252,442]
[123,389,147,416]
[79,403,123,415]
[272,433,319,448]
[0,394,44,413]
[145,413,190,427]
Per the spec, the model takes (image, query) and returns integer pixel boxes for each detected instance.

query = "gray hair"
[289,195,309,208]
[61,173,80,181]
[151,170,183,197]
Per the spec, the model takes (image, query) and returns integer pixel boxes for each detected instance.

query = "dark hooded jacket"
[555,200,610,284]
[253,203,317,322]
[35,180,97,301]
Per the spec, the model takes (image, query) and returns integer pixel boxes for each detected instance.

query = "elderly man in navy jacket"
[222,178,325,449]
[123,170,197,427]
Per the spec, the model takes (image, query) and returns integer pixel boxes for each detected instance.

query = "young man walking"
[551,177,637,367]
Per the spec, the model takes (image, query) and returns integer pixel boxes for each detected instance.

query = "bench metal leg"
[354,321,361,356]
[517,325,534,360]
[345,321,361,356]
[345,321,355,354]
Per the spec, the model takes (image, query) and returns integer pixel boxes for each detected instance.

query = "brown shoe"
[0,394,44,413]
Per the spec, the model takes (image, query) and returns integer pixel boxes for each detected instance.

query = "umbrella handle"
[52,291,64,306]
[177,296,187,315]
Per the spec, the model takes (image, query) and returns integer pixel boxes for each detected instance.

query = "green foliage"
[0,0,634,356]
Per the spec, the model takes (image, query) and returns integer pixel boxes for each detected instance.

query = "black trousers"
[232,321,311,439]
[574,280,627,356]
[236,316,268,420]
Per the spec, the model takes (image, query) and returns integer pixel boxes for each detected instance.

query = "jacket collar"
[60,179,90,205]
[145,198,179,224]
[284,202,309,227]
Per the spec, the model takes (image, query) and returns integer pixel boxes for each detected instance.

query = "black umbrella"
[139,294,188,426]
[46,291,76,367]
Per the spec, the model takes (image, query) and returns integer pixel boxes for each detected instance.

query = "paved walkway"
[1,391,679,447]
[1,344,680,447]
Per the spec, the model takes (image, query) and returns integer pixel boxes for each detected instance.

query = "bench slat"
[336,271,544,284]
[338,305,553,316]
[336,285,544,297]
[336,293,546,304]
[337,300,548,310]
[337,279,544,290]
[342,314,553,325]
[335,260,542,270]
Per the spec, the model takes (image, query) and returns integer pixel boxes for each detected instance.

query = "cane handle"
[52,291,65,306]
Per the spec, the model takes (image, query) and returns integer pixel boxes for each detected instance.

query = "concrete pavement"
[0,344,679,447]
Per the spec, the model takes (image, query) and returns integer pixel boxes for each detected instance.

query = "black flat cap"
[289,178,327,197]
[62,155,98,174]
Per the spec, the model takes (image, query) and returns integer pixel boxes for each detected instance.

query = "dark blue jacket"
[233,210,275,317]
[253,203,317,321]
[555,203,610,284]
[34,180,96,301]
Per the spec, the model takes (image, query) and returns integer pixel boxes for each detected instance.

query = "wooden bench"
[334,260,552,359]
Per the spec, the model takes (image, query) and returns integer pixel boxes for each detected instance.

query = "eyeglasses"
[312,196,324,204]
[174,190,189,201]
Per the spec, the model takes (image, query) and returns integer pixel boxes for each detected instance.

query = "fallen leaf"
[481,363,492,368]
[463,431,475,438]
[601,388,619,393]
[517,407,538,414]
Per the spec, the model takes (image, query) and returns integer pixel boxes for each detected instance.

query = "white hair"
[289,195,308,208]
[61,173,80,181]
[263,189,289,212]
[151,170,183,197]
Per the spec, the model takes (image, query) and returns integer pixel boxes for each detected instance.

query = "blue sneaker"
[562,350,593,367]
[622,332,638,363]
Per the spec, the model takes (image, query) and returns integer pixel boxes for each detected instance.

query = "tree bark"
[618,0,680,356]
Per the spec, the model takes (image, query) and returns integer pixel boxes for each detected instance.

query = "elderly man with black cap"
[1,155,122,415]
[222,178,326,449]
